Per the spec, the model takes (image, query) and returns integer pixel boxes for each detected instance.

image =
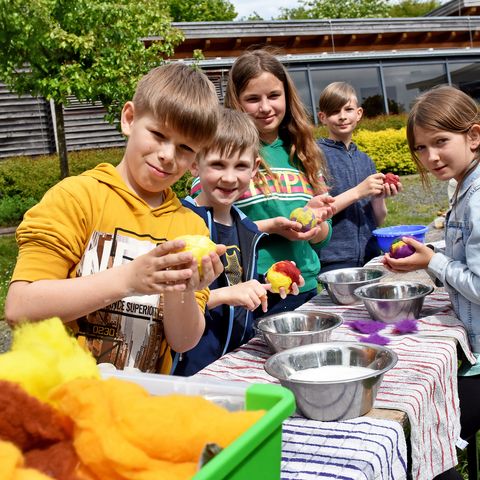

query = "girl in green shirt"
[224,48,335,315]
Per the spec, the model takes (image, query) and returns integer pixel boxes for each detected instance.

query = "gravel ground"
[0,320,11,353]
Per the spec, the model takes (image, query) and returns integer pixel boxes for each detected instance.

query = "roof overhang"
[142,17,480,59]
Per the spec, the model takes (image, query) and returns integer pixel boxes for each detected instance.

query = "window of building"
[288,69,313,116]
[382,63,447,113]
[448,61,480,101]
[309,66,383,117]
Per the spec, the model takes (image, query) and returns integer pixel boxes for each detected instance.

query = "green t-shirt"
[233,138,331,293]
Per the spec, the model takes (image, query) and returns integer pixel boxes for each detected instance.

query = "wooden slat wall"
[63,97,125,151]
[206,70,229,103]
[1,72,224,160]
[0,83,56,158]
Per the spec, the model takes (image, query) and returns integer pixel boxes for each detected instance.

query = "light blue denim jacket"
[428,163,480,363]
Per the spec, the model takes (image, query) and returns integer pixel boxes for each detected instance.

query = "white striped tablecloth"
[195,290,474,480]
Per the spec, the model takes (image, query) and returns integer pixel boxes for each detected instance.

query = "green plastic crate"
[100,369,295,480]
[194,383,295,480]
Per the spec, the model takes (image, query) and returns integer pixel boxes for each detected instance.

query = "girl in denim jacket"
[384,85,480,480]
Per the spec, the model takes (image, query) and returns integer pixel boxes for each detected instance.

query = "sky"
[230,0,301,20]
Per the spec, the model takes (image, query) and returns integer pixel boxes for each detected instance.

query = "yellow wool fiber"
[0,440,52,480]
[0,318,99,402]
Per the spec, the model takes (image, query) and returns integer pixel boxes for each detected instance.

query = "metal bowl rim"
[256,311,343,337]
[353,281,434,301]
[264,341,398,383]
[317,267,386,285]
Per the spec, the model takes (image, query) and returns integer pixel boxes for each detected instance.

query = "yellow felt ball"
[0,317,99,402]
[289,206,317,232]
[175,235,217,274]
[266,269,292,294]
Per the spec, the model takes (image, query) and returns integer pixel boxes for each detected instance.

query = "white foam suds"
[289,365,374,382]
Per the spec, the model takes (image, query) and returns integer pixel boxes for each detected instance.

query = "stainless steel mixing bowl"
[354,281,433,323]
[264,341,397,421]
[317,268,387,305]
[256,310,343,353]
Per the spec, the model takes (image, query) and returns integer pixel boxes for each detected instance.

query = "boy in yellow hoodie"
[5,63,225,374]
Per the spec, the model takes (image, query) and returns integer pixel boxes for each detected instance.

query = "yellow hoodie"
[12,163,210,374]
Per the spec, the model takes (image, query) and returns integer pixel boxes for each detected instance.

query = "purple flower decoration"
[361,333,391,345]
[392,318,418,334]
[346,320,385,334]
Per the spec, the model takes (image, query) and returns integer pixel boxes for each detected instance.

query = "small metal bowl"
[317,267,387,305]
[264,342,397,421]
[256,310,343,353]
[354,281,433,323]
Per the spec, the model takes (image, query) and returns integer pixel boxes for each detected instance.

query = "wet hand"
[307,194,336,221]
[383,237,434,272]
[125,239,198,295]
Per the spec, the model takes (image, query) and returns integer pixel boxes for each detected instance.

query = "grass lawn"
[384,174,449,227]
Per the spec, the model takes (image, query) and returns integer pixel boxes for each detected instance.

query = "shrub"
[0,195,38,227]
[313,114,407,139]
[0,149,124,201]
[173,171,193,199]
[353,128,416,175]
[357,114,407,131]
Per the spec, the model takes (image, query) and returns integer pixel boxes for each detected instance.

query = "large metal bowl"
[264,342,397,421]
[354,281,433,323]
[256,310,343,353]
[317,267,387,305]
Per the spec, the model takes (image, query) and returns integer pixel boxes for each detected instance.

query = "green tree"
[278,0,391,19]
[0,0,183,179]
[168,0,236,21]
[388,0,440,17]
[244,11,264,21]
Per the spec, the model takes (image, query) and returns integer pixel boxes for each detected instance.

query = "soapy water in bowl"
[289,365,374,382]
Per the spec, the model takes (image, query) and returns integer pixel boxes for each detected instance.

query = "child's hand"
[357,173,386,198]
[125,240,225,295]
[213,280,271,312]
[256,217,321,241]
[276,273,305,299]
[382,178,403,197]
[383,237,434,272]
[184,243,226,292]
[307,194,336,221]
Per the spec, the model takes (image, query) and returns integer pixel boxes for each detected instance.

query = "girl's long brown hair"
[406,85,480,202]
[224,48,328,194]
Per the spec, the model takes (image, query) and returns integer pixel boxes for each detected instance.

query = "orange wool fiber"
[0,380,94,480]
[50,378,264,480]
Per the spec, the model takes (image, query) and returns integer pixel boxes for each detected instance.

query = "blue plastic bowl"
[372,225,428,253]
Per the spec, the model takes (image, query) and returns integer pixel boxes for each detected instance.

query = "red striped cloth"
[195,290,472,479]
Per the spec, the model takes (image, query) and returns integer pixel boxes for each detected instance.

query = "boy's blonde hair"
[133,62,219,146]
[319,82,359,117]
[407,85,480,194]
[197,108,260,162]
